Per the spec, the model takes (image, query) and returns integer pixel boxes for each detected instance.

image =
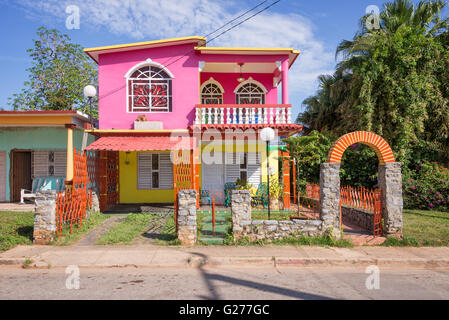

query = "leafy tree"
[8,27,98,117]
[283,131,332,192]
[299,0,449,168]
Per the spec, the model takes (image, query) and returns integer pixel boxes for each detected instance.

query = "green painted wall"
[0,127,94,201]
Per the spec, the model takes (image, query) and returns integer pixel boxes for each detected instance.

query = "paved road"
[1,266,448,300]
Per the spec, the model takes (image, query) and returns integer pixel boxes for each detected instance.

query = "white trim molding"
[200,77,225,94]
[124,58,175,79]
[233,77,268,94]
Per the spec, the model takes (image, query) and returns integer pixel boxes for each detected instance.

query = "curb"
[0,258,26,266]
[2,257,449,269]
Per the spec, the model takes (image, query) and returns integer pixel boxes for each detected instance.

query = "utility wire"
[99,0,281,100]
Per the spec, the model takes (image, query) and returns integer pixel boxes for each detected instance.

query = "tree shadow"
[17,226,33,241]
[190,252,333,300]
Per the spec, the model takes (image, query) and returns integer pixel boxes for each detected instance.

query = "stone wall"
[231,190,252,240]
[177,189,197,246]
[378,162,403,238]
[341,206,373,232]
[320,163,341,230]
[231,190,326,242]
[33,191,57,245]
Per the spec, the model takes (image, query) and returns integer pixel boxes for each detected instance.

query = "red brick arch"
[327,131,395,165]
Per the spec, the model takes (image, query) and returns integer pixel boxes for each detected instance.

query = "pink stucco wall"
[98,43,199,130]
[97,43,289,130]
[200,73,277,104]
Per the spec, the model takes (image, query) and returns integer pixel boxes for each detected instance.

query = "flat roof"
[0,110,91,127]
[0,110,89,118]
[84,36,301,68]
[84,36,207,63]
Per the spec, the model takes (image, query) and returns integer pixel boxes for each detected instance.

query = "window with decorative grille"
[127,66,172,113]
[236,83,265,104]
[201,83,223,104]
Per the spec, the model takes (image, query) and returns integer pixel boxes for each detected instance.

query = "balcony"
[194,104,292,125]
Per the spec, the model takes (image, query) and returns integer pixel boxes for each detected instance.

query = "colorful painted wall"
[198,141,279,188]
[0,127,94,201]
[98,43,200,130]
[118,151,174,204]
[199,73,278,104]
[97,43,290,130]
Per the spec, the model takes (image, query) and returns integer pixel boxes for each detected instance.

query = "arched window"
[127,64,172,113]
[201,78,224,104]
[235,79,266,104]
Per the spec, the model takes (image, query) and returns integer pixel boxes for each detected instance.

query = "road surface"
[1,266,448,300]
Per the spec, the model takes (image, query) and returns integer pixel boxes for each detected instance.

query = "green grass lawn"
[152,214,180,246]
[251,210,301,221]
[51,212,110,246]
[0,211,34,252]
[96,213,156,245]
[383,209,449,247]
[0,211,109,251]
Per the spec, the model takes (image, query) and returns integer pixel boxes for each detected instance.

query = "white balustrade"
[194,105,292,125]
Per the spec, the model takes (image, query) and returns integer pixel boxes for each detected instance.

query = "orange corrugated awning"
[85,136,195,151]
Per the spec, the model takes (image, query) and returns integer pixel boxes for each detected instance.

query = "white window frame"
[234,77,267,105]
[200,77,225,104]
[125,59,175,114]
[137,152,173,190]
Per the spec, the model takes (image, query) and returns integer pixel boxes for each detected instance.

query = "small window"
[236,82,266,104]
[137,153,172,190]
[201,83,223,104]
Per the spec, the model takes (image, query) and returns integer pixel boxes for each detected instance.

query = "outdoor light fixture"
[83,85,97,129]
[125,152,131,165]
[260,127,276,220]
[237,62,245,83]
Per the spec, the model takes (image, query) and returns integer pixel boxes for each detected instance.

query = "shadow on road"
[190,252,332,300]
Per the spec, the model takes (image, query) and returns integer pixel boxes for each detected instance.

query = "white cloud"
[16,0,335,116]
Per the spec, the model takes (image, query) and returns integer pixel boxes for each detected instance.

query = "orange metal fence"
[303,183,383,236]
[56,149,94,237]
[340,185,380,212]
[173,149,197,232]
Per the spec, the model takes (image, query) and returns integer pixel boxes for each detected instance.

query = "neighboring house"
[83,36,302,206]
[0,111,94,202]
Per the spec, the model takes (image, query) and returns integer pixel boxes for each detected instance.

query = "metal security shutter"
[225,152,240,183]
[137,153,152,189]
[0,151,5,202]
[54,151,67,176]
[247,152,261,186]
[32,151,49,177]
[159,153,173,189]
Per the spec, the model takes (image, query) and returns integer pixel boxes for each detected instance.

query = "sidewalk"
[1,245,449,269]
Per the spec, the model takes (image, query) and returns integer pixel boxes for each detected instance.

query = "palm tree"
[336,0,448,70]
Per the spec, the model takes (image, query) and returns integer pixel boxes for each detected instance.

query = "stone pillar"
[320,163,341,230]
[231,190,252,241]
[378,162,403,238]
[33,191,57,245]
[177,190,197,246]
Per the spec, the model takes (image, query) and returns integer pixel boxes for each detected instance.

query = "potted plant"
[268,176,283,211]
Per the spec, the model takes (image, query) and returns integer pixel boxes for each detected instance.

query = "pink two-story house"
[83,36,302,209]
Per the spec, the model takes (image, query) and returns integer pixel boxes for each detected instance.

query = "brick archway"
[327,131,395,165]
[320,131,403,239]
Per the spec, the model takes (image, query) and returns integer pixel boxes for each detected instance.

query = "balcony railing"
[194,104,292,125]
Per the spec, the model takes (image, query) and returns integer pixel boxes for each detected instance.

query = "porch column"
[281,59,289,104]
[65,124,75,184]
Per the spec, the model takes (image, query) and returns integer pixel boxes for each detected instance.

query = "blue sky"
[0,0,445,119]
